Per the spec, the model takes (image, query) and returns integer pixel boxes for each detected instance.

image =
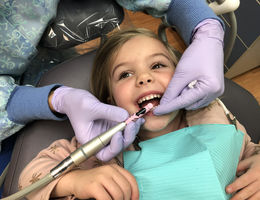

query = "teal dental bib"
[123,124,244,200]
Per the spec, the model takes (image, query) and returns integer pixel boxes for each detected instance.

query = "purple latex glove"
[51,86,144,161]
[154,19,225,115]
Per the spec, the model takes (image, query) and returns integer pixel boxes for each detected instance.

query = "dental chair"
[2,0,260,199]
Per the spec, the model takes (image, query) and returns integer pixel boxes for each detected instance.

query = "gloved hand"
[154,19,225,115]
[51,86,144,161]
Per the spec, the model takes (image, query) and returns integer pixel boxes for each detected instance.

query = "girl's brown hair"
[90,28,178,104]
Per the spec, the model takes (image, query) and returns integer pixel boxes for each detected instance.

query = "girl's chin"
[141,110,180,132]
[142,115,172,131]
[142,123,167,132]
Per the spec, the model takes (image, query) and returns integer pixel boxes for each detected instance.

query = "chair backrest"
[221,78,260,142]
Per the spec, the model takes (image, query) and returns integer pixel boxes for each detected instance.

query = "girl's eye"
[151,63,166,69]
[119,72,132,80]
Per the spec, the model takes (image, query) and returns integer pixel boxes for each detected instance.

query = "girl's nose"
[139,79,152,85]
[137,73,154,86]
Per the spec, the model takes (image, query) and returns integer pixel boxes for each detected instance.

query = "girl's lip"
[145,110,155,117]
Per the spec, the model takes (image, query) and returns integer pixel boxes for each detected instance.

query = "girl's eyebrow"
[111,62,130,77]
[111,52,171,77]
[148,52,171,61]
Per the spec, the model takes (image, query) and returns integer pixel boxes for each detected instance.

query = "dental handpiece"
[51,102,154,178]
[1,103,153,200]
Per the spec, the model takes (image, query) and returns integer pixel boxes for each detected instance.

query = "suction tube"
[1,103,153,200]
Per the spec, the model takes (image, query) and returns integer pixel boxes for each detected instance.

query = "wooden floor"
[76,9,260,105]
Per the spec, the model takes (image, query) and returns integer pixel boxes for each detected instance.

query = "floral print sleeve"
[0,76,24,146]
[18,137,103,200]
[0,0,60,145]
[19,137,79,200]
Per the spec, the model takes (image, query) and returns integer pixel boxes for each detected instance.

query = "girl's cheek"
[111,85,127,105]
[114,83,133,107]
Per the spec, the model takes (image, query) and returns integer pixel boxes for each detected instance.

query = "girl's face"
[110,36,179,140]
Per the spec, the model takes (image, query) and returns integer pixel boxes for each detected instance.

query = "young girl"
[19,28,260,200]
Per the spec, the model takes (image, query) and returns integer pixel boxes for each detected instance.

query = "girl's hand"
[52,164,139,200]
[226,154,260,199]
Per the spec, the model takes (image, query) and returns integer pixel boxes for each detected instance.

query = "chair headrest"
[40,0,124,49]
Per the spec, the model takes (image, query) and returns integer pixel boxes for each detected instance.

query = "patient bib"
[123,124,244,200]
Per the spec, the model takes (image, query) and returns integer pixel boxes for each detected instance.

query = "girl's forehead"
[115,36,169,60]
[108,35,173,74]
[123,35,162,48]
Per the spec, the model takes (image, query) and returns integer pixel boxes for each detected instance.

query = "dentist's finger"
[96,132,124,162]
[154,86,204,115]
[94,103,129,122]
[159,74,193,105]
[123,118,145,148]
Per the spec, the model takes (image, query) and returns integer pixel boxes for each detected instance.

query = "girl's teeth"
[137,94,161,104]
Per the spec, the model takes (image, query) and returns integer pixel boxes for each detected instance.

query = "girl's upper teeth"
[138,94,161,104]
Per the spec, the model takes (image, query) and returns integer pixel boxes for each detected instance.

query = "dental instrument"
[1,103,153,200]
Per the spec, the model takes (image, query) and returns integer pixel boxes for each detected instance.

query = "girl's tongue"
[140,98,160,109]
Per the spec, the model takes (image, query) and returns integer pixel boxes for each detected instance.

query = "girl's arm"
[19,137,138,200]
[52,164,139,200]
[240,132,260,160]
[18,137,80,200]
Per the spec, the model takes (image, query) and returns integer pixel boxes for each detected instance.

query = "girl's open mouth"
[137,93,161,109]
